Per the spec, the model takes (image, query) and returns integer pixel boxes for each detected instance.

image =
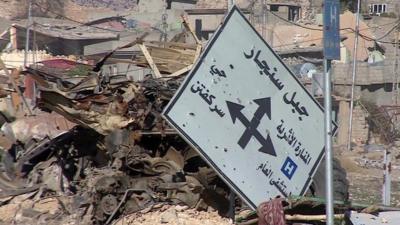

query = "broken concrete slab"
[350,210,400,225]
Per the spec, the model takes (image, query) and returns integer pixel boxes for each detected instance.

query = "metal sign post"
[382,150,391,206]
[164,6,337,209]
[323,1,340,224]
[323,59,334,225]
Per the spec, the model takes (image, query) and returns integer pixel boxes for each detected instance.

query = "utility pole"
[396,5,400,107]
[262,0,266,40]
[24,0,32,67]
[160,0,168,43]
[249,0,255,25]
[228,0,234,9]
[382,150,391,206]
[392,9,399,107]
[32,22,37,65]
[347,0,362,151]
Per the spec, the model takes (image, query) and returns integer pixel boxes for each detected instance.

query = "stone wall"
[351,104,369,144]
[332,61,399,106]
[336,101,369,146]
[360,84,395,106]
[364,0,399,14]
[332,62,395,86]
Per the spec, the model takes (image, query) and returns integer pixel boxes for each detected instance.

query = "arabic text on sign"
[190,81,225,117]
[276,120,312,165]
[257,161,291,197]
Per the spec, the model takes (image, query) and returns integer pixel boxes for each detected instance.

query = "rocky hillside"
[0,0,29,19]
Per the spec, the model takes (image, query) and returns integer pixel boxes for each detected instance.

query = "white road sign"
[163,6,336,209]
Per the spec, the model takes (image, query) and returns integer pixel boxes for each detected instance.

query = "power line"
[370,23,399,40]
[7,3,398,55]
[267,9,323,31]
[29,2,400,45]
[32,2,168,35]
[32,2,127,33]
[272,20,400,48]
[267,8,400,44]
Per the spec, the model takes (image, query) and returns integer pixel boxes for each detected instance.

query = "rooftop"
[11,17,119,40]
[269,11,375,61]
[185,8,251,14]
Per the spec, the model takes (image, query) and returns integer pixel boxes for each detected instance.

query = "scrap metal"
[0,30,233,224]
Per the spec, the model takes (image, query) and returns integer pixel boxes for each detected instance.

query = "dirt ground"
[337,145,400,207]
[0,199,234,225]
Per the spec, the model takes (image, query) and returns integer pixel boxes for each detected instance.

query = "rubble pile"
[0,76,235,224]
[24,62,181,134]
[113,205,233,225]
[0,36,241,224]
[23,37,199,135]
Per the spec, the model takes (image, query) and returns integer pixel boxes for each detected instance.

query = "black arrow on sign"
[226,98,277,156]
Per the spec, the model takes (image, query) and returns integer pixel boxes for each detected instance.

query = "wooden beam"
[9,26,18,49]
[150,56,191,66]
[0,59,33,115]
[181,15,201,45]
[138,44,162,78]
[164,65,193,78]
[147,41,197,50]
[194,44,202,62]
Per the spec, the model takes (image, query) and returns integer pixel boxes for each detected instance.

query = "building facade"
[364,0,398,15]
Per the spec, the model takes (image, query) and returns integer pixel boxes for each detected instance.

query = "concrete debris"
[0,43,234,223]
[350,211,400,225]
[22,37,198,135]
[113,205,233,225]
[0,20,239,225]
[0,118,234,224]
[0,4,399,225]
[0,113,75,143]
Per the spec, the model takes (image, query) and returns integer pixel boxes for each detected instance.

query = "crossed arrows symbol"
[226,97,277,156]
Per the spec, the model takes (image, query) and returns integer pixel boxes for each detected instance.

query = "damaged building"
[0,1,399,225]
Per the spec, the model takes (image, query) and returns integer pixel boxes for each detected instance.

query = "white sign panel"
[163,6,336,209]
